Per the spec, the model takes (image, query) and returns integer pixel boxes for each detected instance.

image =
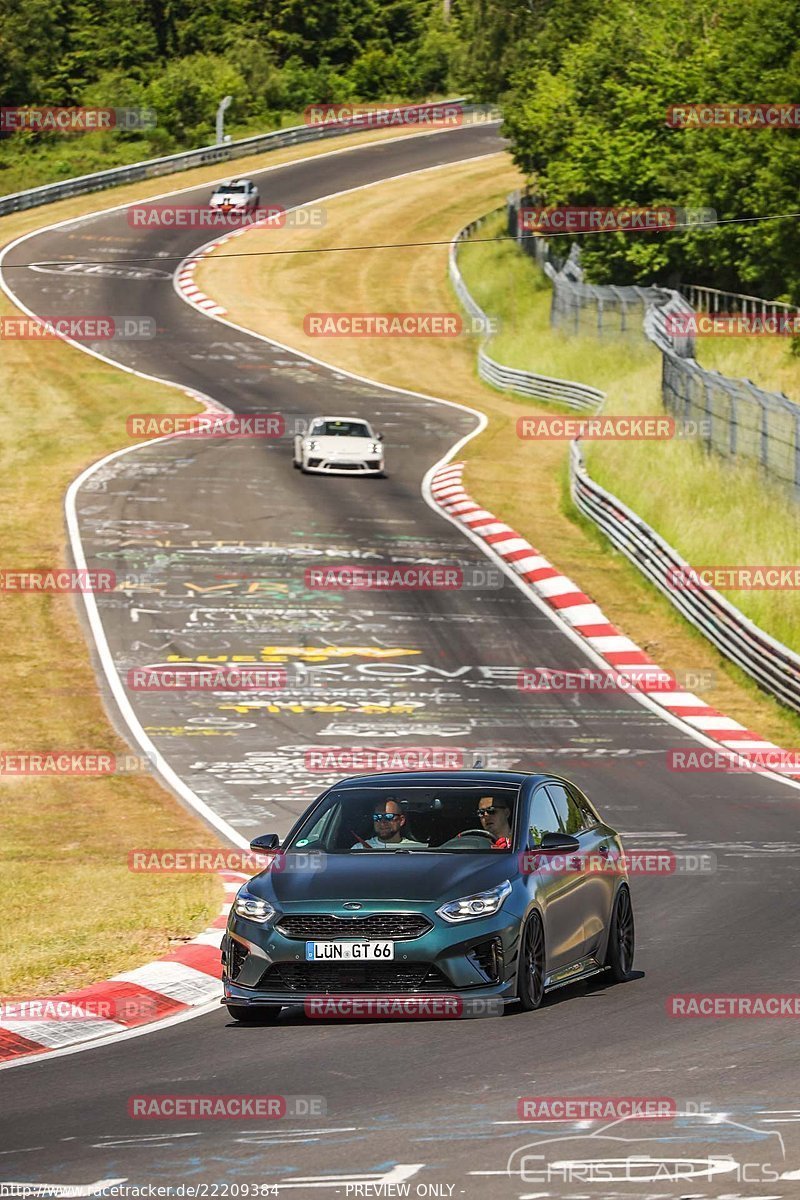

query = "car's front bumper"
[221,907,521,1008]
[302,459,383,475]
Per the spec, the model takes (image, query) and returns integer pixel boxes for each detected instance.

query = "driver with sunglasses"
[477,795,513,849]
[351,797,426,849]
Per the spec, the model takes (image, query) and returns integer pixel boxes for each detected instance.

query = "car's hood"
[249,852,514,905]
[306,436,376,457]
[211,194,246,205]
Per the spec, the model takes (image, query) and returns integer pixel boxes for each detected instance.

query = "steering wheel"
[437,828,496,849]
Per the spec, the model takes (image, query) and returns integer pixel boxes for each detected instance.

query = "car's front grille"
[258,962,450,994]
[327,462,361,470]
[276,913,432,941]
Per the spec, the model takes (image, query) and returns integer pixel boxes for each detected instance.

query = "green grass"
[696,334,800,404]
[0,113,312,196]
[460,214,661,400]
[460,214,800,656]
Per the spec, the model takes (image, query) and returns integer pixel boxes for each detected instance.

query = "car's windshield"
[309,420,371,438]
[284,784,520,852]
[218,183,247,193]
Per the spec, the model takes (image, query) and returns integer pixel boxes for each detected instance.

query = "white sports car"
[209,178,260,212]
[293,416,385,476]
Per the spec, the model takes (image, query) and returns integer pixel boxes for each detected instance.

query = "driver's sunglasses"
[372,812,401,822]
[477,807,501,817]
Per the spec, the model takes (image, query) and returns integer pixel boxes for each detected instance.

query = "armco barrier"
[570,440,800,713]
[449,216,605,412]
[0,100,493,217]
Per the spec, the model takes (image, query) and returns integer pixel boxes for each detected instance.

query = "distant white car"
[209,178,260,212]
[293,416,385,476]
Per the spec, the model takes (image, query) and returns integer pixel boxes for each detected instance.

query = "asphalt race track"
[2,124,800,1197]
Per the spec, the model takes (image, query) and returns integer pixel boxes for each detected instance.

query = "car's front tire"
[226,1004,283,1024]
[605,885,635,982]
[516,911,546,1011]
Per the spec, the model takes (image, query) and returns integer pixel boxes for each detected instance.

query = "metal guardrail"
[679,283,800,320]
[0,100,486,217]
[449,215,605,412]
[570,441,800,713]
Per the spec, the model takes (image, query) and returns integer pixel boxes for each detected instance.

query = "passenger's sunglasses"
[477,807,502,817]
[372,812,401,822]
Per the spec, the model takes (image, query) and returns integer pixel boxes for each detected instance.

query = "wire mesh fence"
[507,193,800,494]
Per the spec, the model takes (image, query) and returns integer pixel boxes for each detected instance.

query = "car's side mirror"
[376,432,384,441]
[531,831,580,853]
[250,833,280,852]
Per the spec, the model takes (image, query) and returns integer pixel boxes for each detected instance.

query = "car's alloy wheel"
[226,1005,282,1024]
[518,912,546,1011]
[606,885,635,981]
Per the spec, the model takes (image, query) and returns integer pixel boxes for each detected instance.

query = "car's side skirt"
[544,955,606,992]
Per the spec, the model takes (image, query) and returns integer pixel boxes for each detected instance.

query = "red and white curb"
[176,219,277,316]
[176,248,228,316]
[0,871,245,1064]
[431,462,796,774]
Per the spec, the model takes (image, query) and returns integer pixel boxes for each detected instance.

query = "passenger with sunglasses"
[477,795,513,849]
[351,798,426,849]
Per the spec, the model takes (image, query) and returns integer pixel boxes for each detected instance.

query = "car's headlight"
[436,879,512,923]
[304,439,316,450]
[233,886,275,924]
[370,442,381,454]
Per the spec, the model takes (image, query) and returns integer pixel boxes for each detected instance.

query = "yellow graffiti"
[167,646,421,664]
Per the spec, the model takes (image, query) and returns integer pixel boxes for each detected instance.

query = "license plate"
[305,941,395,961]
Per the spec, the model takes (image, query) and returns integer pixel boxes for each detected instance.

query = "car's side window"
[569,783,598,829]
[527,785,562,847]
[545,783,585,835]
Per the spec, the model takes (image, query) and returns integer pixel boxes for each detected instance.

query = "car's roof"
[331,769,549,789]
[214,179,251,188]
